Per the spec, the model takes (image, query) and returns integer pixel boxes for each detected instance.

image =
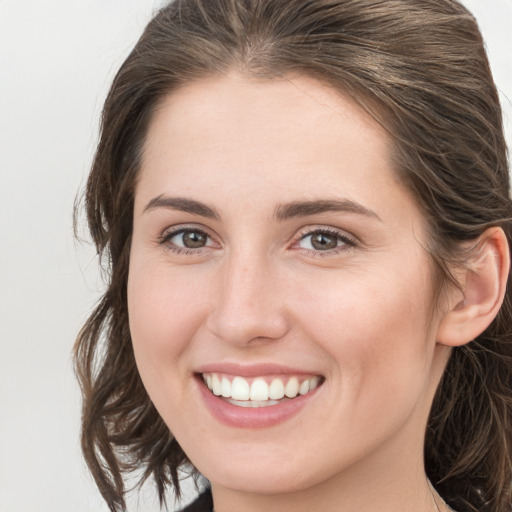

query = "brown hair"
[75,1,512,511]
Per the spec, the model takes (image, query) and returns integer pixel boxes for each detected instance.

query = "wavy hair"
[75,1,512,510]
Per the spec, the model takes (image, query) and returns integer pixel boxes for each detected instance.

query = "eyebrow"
[143,195,221,220]
[143,195,380,222]
[273,199,381,222]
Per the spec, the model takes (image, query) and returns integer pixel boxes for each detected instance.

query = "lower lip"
[196,376,322,428]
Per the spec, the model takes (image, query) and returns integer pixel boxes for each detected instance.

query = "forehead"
[135,72,423,236]
[145,73,388,158]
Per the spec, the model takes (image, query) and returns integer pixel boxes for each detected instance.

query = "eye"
[297,228,355,253]
[161,227,214,251]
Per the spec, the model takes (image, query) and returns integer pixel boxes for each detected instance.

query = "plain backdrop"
[0,1,511,511]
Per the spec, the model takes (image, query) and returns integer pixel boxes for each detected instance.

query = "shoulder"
[178,488,213,512]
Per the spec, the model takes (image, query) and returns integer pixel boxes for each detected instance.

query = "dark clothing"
[179,488,213,512]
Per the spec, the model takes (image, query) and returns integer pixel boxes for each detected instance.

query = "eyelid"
[158,223,219,250]
[291,225,358,253]
[157,223,357,255]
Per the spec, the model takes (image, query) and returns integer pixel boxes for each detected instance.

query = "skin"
[127,73,457,512]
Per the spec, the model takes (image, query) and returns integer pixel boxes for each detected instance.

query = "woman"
[75,1,512,511]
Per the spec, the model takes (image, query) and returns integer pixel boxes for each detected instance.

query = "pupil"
[311,233,337,250]
[183,231,206,248]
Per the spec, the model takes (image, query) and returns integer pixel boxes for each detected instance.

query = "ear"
[436,227,510,347]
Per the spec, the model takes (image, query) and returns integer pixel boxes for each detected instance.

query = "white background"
[0,1,511,511]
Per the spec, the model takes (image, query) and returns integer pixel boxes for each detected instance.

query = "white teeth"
[250,378,269,401]
[203,373,321,403]
[284,377,300,398]
[227,398,282,408]
[231,376,250,400]
[268,378,285,399]
[221,377,231,398]
[212,374,222,396]
[299,379,310,395]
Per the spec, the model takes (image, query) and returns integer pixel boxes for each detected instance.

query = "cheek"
[294,263,435,409]
[127,252,210,391]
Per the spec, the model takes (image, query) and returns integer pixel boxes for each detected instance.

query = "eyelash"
[158,225,215,255]
[293,227,357,256]
[158,225,357,256]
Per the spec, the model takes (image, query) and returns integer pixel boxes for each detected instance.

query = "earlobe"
[436,227,510,347]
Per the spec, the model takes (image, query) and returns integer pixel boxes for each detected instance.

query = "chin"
[200,457,323,495]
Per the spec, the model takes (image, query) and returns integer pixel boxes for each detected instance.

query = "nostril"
[205,310,290,346]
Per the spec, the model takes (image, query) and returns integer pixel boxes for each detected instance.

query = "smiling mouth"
[201,373,323,408]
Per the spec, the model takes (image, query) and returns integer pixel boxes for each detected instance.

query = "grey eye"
[170,229,209,249]
[299,231,345,251]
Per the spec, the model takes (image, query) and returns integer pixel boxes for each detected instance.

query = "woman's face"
[128,74,450,495]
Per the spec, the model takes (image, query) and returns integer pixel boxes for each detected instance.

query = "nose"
[206,251,290,346]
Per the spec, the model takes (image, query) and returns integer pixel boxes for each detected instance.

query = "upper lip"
[195,362,323,378]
